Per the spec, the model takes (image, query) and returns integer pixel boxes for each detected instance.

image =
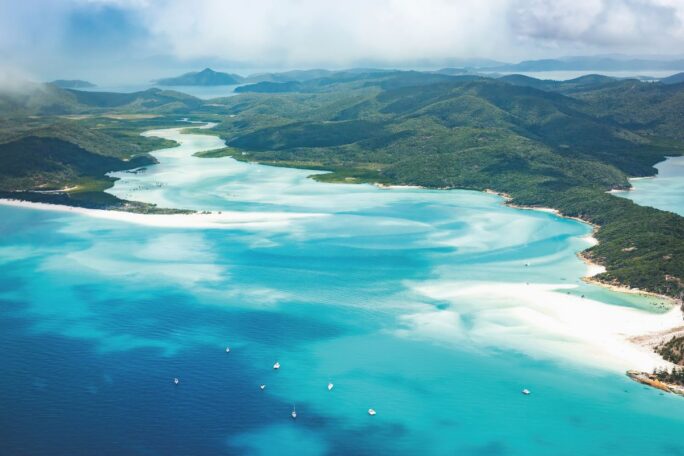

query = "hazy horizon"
[2,0,684,85]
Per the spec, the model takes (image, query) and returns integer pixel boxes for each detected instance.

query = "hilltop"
[156,68,243,86]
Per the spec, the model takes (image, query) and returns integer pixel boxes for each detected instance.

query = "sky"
[1,0,683,83]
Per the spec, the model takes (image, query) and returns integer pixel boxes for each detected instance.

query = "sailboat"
[368,408,376,416]
[225,346,231,353]
[273,361,280,370]
[260,384,266,390]
[327,382,334,391]
[522,388,531,395]
[291,405,297,419]
[174,378,179,385]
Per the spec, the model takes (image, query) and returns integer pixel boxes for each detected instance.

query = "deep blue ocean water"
[1,126,683,455]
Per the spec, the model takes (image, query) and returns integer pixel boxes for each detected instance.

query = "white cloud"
[1,0,684,77]
[510,0,684,49]
[137,0,511,66]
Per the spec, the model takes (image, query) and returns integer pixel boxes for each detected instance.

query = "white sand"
[0,199,326,230]
[374,184,424,190]
[585,263,607,277]
[403,281,682,373]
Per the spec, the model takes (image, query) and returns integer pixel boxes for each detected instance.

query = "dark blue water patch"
[50,284,353,351]
[0,311,341,456]
[0,301,451,456]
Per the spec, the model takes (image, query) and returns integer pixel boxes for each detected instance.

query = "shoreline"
[409,280,683,373]
[627,370,684,397]
[483,188,684,374]
[0,198,326,230]
[4,126,680,382]
[485,189,677,301]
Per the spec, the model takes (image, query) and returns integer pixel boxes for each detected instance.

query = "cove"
[613,156,684,216]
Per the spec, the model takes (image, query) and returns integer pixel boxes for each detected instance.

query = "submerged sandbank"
[405,281,681,373]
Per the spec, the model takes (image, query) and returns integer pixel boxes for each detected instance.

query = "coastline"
[0,198,326,230]
[3,127,680,384]
[627,370,684,397]
[482,188,684,376]
[484,188,676,300]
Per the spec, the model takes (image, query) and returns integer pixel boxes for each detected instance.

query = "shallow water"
[614,156,684,216]
[1,126,683,455]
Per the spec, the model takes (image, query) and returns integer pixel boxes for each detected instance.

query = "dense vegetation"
[653,366,684,386]
[0,110,184,211]
[657,336,684,366]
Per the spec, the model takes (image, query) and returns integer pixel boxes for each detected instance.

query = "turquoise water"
[614,156,684,216]
[1,126,683,455]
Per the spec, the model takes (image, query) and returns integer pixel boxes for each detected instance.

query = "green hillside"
[0,84,203,116]
[156,68,242,86]
[0,70,682,304]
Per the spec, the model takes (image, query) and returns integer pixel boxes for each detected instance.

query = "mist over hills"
[49,80,96,89]
[489,56,684,72]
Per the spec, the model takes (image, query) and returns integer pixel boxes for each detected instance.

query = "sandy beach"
[406,281,682,373]
[0,198,326,230]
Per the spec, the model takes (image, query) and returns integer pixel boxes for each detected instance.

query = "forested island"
[1,70,683,354]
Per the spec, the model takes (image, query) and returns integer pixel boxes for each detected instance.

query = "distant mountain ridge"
[156,68,243,86]
[490,57,684,72]
[0,83,202,116]
[50,79,96,89]
[660,72,684,85]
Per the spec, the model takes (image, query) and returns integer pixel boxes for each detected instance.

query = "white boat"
[273,362,280,370]
[260,384,266,390]
[225,347,231,353]
[522,388,531,395]
[368,408,376,416]
[291,405,297,419]
[174,378,179,385]
[327,382,334,391]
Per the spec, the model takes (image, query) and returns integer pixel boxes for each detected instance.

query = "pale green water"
[614,156,684,215]
[1,125,682,455]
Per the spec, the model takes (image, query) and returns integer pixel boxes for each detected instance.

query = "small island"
[155,68,243,86]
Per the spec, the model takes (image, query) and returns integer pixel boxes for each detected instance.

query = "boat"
[291,405,297,419]
[225,346,231,353]
[273,361,280,370]
[327,382,334,391]
[260,384,266,390]
[522,388,531,395]
[368,408,376,416]
[174,378,179,385]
